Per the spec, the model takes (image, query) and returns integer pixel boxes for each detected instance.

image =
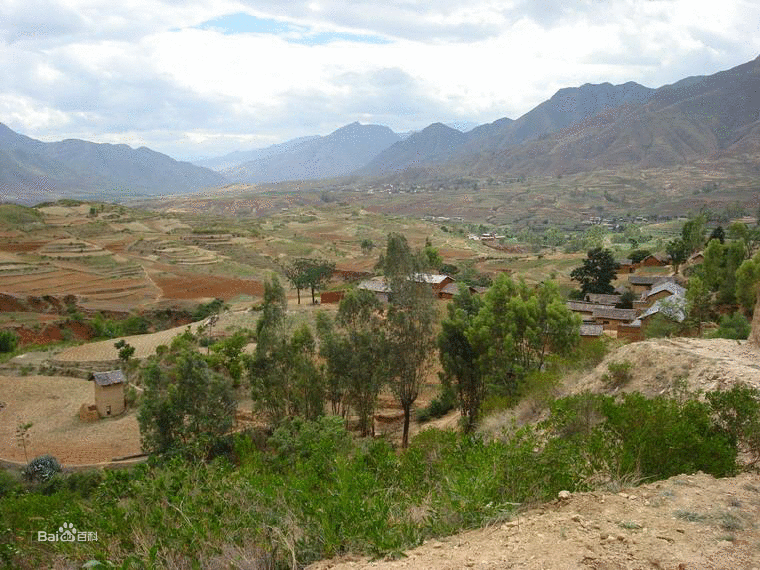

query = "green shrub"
[644,314,684,338]
[416,386,457,423]
[602,360,633,388]
[707,385,760,464]
[710,312,751,340]
[0,330,18,353]
[480,393,520,416]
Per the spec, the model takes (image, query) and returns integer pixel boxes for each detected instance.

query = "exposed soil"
[574,338,760,397]
[312,338,760,570]
[0,375,141,465]
[13,321,95,346]
[152,273,263,300]
[308,472,760,570]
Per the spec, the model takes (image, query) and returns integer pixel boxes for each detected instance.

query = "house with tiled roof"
[634,281,687,309]
[591,307,638,332]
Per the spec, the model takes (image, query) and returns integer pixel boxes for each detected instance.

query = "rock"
[558,490,571,500]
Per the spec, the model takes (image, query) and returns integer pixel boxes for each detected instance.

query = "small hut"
[92,370,126,418]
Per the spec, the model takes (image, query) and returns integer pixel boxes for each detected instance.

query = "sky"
[1,0,759,161]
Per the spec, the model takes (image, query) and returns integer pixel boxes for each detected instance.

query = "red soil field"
[153,274,264,300]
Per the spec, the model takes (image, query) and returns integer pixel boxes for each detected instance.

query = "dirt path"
[309,472,760,570]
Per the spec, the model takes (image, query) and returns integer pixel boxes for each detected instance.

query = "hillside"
[311,337,760,570]
[309,471,760,570]
[221,122,401,183]
[444,56,760,177]
[465,80,655,152]
[0,124,227,204]
[360,122,468,175]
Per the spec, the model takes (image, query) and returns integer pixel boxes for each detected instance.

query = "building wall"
[593,317,627,332]
[630,284,651,295]
[320,290,346,304]
[94,383,125,418]
[618,325,644,342]
[640,257,667,267]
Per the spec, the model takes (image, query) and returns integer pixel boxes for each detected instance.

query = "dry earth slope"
[309,337,760,570]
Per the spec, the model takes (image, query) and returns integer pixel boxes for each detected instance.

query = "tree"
[114,339,135,363]
[249,324,325,424]
[256,275,287,340]
[615,290,636,309]
[583,225,606,250]
[702,238,746,304]
[422,239,443,270]
[302,258,336,304]
[250,276,324,424]
[378,233,438,447]
[207,331,250,384]
[317,289,389,436]
[570,248,620,295]
[736,251,760,313]
[467,275,580,395]
[138,346,237,457]
[386,272,437,448]
[709,225,726,244]
[283,262,310,305]
[15,422,32,463]
[685,276,711,336]
[438,287,484,433]
[628,249,652,264]
[284,258,335,305]
[681,214,707,254]
[666,238,689,275]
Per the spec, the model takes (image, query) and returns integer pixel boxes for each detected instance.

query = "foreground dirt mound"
[574,338,760,397]
[309,472,760,570]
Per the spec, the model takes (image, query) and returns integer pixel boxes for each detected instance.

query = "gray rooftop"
[586,293,622,306]
[580,324,604,336]
[628,275,674,285]
[640,296,686,323]
[358,279,391,293]
[591,307,638,321]
[92,370,126,386]
[644,281,686,300]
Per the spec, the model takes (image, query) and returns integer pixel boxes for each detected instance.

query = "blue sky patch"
[196,13,293,35]
[195,13,390,45]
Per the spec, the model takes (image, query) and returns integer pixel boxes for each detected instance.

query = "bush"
[602,360,633,388]
[23,455,61,483]
[0,330,18,353]
[710,312,751,340]
[644,314,684,338]
[707,385,760,465]
[416,386,457,423]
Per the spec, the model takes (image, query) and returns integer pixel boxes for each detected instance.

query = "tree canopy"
[570,248,620,295]
[137,343,236,458]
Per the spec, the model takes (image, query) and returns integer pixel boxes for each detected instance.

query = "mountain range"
[1,55,759,204]
[0,125,225,204]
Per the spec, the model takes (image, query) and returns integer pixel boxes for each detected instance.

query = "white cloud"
[0,0,758,159]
